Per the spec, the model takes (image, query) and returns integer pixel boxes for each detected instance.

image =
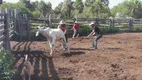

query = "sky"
[3,0,125,9]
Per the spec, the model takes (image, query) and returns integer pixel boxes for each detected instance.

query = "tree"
[54,2,63,15]
[61,0,74,19]
[74,0,84,13]
[38,1,52,17]
[101,0,109,5]
[129,0,142,18]
[85,0,94,7]
[111,0,142,19]
[20,0,32,11]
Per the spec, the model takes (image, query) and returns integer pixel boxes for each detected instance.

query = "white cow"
[35,26,70,56]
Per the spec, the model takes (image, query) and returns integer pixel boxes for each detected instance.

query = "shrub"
[133,25,142,31]
[101,27,120,34]
[79,25,92,36]
[32,11,40,18]
[0,51,17,80]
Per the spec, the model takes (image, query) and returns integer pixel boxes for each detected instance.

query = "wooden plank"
[0,35,4,41]
[0,18,5,22]
[0,28,4,33]
[0,47,4,52]
[0,14,5,16]
[9,30,14,35]
[3,9,11,51]
[9,26,14,29]
[9,34,13,38]
[0,24,5,28]
[0,41,4,46]
[9,22,14,25]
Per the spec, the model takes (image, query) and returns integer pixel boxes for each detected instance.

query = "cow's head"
[35,26,47,36]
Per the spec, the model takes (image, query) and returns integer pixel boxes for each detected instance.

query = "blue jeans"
[92,34,102,49]
[73,30,79,37]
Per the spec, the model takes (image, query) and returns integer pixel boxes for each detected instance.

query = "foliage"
[2,0,142,19]
[79,24,92,36]
[101,27,120,33]
[19,6,32,17]
[111,0,142,19]
[0,51,16,80]
[133,25,142,31]
[74,0,84,14]
[32,11,40,18]
[61,0,74,19]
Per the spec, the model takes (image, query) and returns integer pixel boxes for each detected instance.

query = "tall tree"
[74,0,84,13]
[111,0,142,18]
[38,1,52,17]
[61,0,74,19]
[85,0,95,7]
[20,0,32,10]
[54,2,63,15]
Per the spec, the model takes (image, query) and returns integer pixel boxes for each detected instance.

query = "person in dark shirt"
[87,22,102,49]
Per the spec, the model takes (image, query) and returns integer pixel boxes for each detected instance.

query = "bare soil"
[11,33,142,80]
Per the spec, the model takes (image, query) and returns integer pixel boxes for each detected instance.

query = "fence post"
[16,9,22,40]
[95,18,99,26]
[48,14,52,27]
[112,18,115,27]
[129,19,133,31]
[25,14,31,40]
[4,8,11,51]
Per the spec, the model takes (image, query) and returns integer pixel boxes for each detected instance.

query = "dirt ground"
[11,33,142,80]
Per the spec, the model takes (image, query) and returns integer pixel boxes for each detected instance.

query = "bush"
[32,11,40,18]
[0,51,17,80]
[101,27,120,34]
[133,25,142,31]
[79,25,92,36]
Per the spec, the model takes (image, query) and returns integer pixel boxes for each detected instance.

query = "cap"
[59,20,66,24]
[89,22,95,26]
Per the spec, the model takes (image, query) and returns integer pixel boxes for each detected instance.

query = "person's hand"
[87,35,90,38]
[92,33,96,36]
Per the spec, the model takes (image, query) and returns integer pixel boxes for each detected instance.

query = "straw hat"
[89,22,95,26]
[59,20,66,24]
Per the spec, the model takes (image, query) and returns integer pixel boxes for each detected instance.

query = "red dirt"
[11,33,142,80]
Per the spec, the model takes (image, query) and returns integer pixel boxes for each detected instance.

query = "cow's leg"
[48,39,53,56]
[50,37,56,56]
[61,38,67,50]
[21,68,26,80]
[61,37,70,53]
[28,74,31,80]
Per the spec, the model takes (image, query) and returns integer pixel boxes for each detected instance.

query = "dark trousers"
[92,34,102,49]
[65,34,68,43]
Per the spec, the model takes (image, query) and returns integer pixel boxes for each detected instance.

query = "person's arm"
[64,29,67,34]
[64,25,67,34]
[71,25,74,30]
[87,30,95,37]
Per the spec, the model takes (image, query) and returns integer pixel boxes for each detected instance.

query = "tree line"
[0,0,142,19]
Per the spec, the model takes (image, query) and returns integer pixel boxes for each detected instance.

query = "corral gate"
[0,8,15,52]
[15,9,30,40]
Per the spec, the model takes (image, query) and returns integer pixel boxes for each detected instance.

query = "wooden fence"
[29,17,142,30]
[0,9,15,52]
